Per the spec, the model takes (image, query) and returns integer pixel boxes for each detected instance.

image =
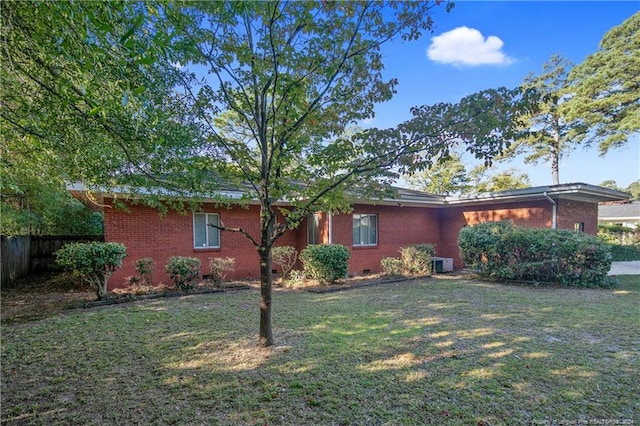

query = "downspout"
[543,192,557,229]
[328,212,333,244]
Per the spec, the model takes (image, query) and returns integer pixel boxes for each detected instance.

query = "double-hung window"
[353,214,377,246]
[193,213,220,248]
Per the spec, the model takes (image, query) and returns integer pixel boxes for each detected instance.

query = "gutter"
[543,192,557,229]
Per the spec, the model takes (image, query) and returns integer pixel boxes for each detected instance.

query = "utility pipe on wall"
[543,192,557,229]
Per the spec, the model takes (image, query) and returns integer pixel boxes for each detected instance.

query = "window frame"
[193,213,221,249]
[353,213,378,247]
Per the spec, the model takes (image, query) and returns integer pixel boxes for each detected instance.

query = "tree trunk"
[258,207,275,347]
[552,124,560,185]
[95,276,107,301]
[258,245,274,347]
[551,154,559,185]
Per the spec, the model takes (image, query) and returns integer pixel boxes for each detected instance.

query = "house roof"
[68,181,630,211]
[598,201,640,221]
[444,183,630,206]
[365,183,630,208]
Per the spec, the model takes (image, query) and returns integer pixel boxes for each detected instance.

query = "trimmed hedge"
[300,244,350,284]
[608,244,640,261]
[458,221,612,287]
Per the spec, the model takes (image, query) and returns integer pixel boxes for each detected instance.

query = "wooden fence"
[1,235,103,286]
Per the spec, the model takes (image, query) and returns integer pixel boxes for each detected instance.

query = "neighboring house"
[68,182,629,290]
[598,201,640,229]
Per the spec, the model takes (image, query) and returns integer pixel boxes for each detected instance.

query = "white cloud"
[427,26,514,67]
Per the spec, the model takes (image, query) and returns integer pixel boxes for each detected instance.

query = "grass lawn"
[2,275,638,425]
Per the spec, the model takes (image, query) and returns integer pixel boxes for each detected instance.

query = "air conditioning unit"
[431,257,454,273]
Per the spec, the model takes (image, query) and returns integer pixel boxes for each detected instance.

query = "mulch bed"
[66,283,251,309]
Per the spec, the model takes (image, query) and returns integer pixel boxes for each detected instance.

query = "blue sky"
[370,1,639,188]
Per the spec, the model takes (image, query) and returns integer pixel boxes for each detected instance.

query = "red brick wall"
[556,199,598,235]
[104,200,303,289]
[437,201,553,269]
[331,204,440,275]
[104,197,599,288]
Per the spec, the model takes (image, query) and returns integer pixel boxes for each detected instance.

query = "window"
[574,222,584,232]
[307,213,320,245]
[193,213,220,248]
[353,214,377,246]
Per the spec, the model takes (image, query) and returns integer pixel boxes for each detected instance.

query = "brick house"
[69,182,629,289]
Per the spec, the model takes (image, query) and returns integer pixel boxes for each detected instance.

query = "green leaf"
[138,56,155,65]
[119,27,136,45]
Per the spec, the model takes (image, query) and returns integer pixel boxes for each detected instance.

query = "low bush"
[300,244,350,284]
[400,244,435,276]
[56,242,127,300]
[458,221,612,287]
[381,244,436,277]
[166,256,201,291]
[381,257,404,276]
[208,257,235,286]
[283,270,306,288]
[272,246,298,285]
[135,257,154,285]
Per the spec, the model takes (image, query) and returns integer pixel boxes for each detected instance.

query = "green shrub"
[208,257,235,286]
[608,244,640,261]
[458,221,612,287]
[56,242,127,300]
[272,246,298,285]
[165,256,201,291]
[400,244,435,276]
[135,257,154,285]
[300,244,350,284]
[381,257,404,276]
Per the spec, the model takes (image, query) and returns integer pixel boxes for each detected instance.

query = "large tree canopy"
[463,164,530,195]
[1,1,205,202]
[565,12,640,155]
[0,135,103,235]
[2,1,535,347]
[406,153,469,196]
[503,55,585,185]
